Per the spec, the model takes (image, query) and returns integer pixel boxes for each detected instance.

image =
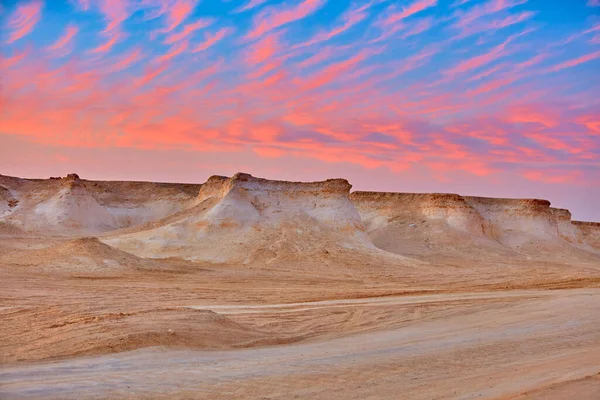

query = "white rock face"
[463,197,560,247]
[0,174,200,235]
[0,185,18,218]
[30,179,118,234]
[551,208,583,245]
[350,191,599,259]
[351,192,486,235]
[573,221,600,251]
[105,173,371,263]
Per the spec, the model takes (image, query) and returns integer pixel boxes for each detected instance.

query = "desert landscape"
[0,172,599,399]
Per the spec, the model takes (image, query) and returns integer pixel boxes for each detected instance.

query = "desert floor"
[1,259,599,399]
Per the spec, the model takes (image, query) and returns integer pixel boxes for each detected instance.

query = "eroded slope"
[104,173,387,266]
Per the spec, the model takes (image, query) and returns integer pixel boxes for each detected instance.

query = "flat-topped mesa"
[463,196,552,215]
[573,221,600,227]
[199,173,352,200]
[551,208,582,244]
[350,192,485,234]
[463,196,559,246]
[572,221,600,250]
[197,173,358,229]
[351,192,472,210]
[106,173,368,263]
[229,172,352,192]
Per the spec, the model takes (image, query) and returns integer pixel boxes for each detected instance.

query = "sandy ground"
[1,287,599,399]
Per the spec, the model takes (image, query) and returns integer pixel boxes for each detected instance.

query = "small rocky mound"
[0,237,159,273]
[27,176,118,234]
[2,308,267,364]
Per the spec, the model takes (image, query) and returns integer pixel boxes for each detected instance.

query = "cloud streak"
[6,1,43,43]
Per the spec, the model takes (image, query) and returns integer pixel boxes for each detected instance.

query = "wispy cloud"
[294,5,368,49]
[47,24,78,54]
[550,50,600,72]
[6,1,43,43]
[235,0,270,13]
[191,28,230,53]
[453,0,528,29]
[163,19,212,44]
[89,32,121,54]
[383,0,437,25]
[245,0,326,40]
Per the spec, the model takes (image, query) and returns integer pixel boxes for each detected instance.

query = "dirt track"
[2,289,599,399]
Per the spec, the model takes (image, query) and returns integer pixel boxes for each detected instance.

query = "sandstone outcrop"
[105,173,374,264]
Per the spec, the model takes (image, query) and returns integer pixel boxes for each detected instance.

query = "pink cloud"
[135,62,169,88]
[297,46,336,68]
[522,170,582,184]
[6,1,43,43]
[401,17,433,39]
[107,47,143,72]
[455,10,536,38]
[191,28,229,53]
[0,48,29,69]
[514,53,547,71]
[235,0,270,13]
[47,24,78,53]
[252,146,286,158]
[453,0,528,29]
[155,41,188,63]
[550,50,600,72]
[163,0,197,32]
[467,77,515,96]
[466,64,506,81]
[294,6,368,49]
[98,0,132,33]
[444,36,513,76]
[246,32,282,65]
[245,0,326,40]
[576,115,600,134]
[163,19,212,44]
[89,33,121,54]
[297,50,371,91]
[505,105,559,127]
[383,0,437,25]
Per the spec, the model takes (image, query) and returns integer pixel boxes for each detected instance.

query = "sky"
[0,0,599,221]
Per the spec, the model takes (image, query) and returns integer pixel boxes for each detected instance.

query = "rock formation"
[105,173,374,264]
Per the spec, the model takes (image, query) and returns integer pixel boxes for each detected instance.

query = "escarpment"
[0,172,597,262]
[104,173,373,264]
